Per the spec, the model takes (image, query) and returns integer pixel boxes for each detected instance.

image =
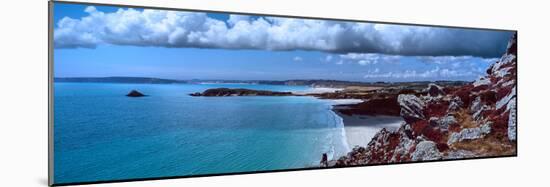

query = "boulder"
[447,123,492,145]
[411,140,442,161]
[496,86,516,110]
[126,90,146,97]
[447,96,464,112]
[398,94,426,123]
[470,96,491,121]
[470,96,483,114]
[428,116,456,131]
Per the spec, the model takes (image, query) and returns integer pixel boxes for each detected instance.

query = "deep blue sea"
[54,83,350,184]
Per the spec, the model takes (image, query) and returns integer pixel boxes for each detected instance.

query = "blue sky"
[53,3,514,82]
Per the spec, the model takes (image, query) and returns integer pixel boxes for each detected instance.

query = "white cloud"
[452,62,460,68]
[293,56,303,62]
[227,15,250,26]
[418,56,482,65]
[84,6,97,13]
[340,53,401,65]
[54,6,513,57]
[363,66,475,79]
[358,60,369,66]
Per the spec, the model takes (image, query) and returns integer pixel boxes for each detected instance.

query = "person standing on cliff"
[320,153,328,167]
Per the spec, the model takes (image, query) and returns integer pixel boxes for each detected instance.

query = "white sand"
[327,99,364,105]
[293,87,343,94]
[293,87,402,149]
[338,114,404,148]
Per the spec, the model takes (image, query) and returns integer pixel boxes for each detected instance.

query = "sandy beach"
[326,99,364,105]
[292,87,344,94]
[323,98,403,149]
[335,112,403,148]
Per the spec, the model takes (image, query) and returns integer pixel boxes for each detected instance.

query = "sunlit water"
[54,83,350,184]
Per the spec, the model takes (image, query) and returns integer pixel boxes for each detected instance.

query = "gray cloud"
[54,6,513,57]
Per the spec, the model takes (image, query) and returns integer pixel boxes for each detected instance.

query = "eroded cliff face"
[331,33,517,166]
[189,88,294,96]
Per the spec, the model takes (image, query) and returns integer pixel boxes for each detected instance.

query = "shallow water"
[54,83,350,184]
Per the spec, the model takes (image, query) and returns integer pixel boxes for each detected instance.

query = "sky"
[53,2,514,82]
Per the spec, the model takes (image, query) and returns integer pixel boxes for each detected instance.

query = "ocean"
[53,83,350,184]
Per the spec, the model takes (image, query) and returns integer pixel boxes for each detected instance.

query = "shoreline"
[292,87,344,95]
[325,99,403,148]
[189,85,405,155]
[335,112,403,148]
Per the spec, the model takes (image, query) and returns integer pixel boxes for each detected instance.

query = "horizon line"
[53,76,474,83]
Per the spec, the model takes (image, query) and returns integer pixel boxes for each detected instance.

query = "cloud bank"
[355,55,496,80]
[55,6,513,57]
[363,67,476,79]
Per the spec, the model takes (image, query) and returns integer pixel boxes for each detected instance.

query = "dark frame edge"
[514,31,518,158]
[48,0,55,186]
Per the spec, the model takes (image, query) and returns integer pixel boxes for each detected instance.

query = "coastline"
[323,98,403,149]
[188,86,407,160]
[335,112,403,148]
[292,87,343,95]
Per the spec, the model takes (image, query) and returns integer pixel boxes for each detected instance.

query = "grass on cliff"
[448,109,516,156]
[455,109,478,129]
[450,138,516,157]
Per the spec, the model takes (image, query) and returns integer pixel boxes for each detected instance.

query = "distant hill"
[54,76,470,88]
[257,79,469,88]
[54,77,185,84]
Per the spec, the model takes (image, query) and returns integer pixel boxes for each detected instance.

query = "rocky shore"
[325,33,517,167]
[186,33,517,167]
[190,83,445,118]
[189,88,294,96]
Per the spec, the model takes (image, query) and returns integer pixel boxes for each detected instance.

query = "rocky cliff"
[190,88,294,96]
[330,33,517,166]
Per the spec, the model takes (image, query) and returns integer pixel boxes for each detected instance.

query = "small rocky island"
[126,90,147,97]
[190,88,294,97]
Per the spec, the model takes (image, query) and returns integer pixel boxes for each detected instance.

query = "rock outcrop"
[190,88,294,97]
[327,33,517,167]
[447,122,491,145]
[334,94,401,116]
[398,94,426,123]
[411,140,442,161]
[126,90,147,97]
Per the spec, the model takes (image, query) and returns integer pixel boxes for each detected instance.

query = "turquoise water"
[54,83,350,184]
